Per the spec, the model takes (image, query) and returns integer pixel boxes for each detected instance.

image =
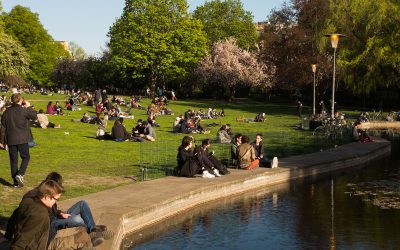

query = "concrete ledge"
[360,121,400,129]
[59,138,391,250]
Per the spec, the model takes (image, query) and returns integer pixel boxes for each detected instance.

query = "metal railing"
[138,131,354,181]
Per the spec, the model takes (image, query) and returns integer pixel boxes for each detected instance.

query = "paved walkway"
[57,138,390,250]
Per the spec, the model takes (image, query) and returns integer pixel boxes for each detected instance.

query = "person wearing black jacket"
[0,93,37,187]
[250,133,278,168]
[194,139,227,176]
[111,117,131,142]
[177,136,215,178]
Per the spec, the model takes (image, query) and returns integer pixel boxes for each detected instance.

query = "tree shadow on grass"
[82,136,98,140]
[0,178,13,187]
[171,99,298,117]
[0,215,9,231]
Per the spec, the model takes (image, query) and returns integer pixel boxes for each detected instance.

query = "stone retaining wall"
[360,121,400,129]
[58,138,391,250]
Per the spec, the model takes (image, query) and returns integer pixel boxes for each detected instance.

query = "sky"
[2,0,286,56]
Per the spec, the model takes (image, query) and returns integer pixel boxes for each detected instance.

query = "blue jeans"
[50,200,96,240]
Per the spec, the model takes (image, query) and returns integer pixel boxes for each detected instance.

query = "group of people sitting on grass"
[146,97,173,116]
[46,101,64,115]
[176,133,278,178]
[2,172,113,249]
[183,108,225,120]
[172,115,210,134]
[95,118,157,142]
[171,108,227,134]
[237,112,267,123]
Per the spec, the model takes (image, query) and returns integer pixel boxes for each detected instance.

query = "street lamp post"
[311,64,317,116]
[324,34,345,119]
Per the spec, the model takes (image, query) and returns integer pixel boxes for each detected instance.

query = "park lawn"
[0,94,318,224]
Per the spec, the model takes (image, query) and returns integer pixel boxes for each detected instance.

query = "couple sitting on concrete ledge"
[176,134,278,178]
[177,137,230,178]
[1,172,114,250]
[231,133,278,170]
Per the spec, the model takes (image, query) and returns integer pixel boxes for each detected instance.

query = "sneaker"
[213,168,221,177]
[15,175,24,187]
[271,157,279,168]
[202,170,215,178]
[90,230,114,240]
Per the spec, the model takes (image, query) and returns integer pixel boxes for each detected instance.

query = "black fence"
[139,130,354,181]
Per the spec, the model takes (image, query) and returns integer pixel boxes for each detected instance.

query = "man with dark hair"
[231,133,242,166]
[0,93,37,187]
[111,117,131,142]
[177,136,214,178]
[10,180,63,249]
[250,133,278,168]
[132,119,144,137]
[5,172,111,249]
[194,139,229,175]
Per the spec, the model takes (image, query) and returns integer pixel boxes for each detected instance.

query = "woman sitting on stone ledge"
[353,120,373,142]
[237,135,259,170]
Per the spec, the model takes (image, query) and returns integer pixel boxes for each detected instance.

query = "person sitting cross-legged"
[111,117,131,142]
[237,135,259,170]
[140,120,156,141]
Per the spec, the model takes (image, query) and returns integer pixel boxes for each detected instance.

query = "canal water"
[123,141,400,250]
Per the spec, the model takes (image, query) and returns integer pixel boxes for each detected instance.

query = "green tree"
[320,0,400,94]
[108,0,207,92]
[3,5,70,85]
[68,42,86,60]
[0,33,30,79]
[193,0,257,49]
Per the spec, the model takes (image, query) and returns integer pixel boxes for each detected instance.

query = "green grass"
[0,93,336,225]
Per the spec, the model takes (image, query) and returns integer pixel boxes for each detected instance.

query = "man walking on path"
[0,93,37,187]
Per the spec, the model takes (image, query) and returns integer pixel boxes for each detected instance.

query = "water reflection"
[124,142,400,250]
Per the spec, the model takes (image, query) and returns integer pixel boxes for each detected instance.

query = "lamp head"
[324,33,345,49]
[311,64,317,73]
